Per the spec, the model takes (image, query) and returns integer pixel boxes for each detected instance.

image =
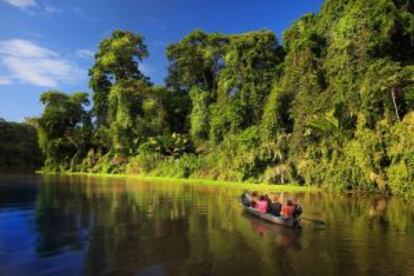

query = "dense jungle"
[6,0,412,195]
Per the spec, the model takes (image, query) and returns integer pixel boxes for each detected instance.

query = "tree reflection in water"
[27,174,414,275]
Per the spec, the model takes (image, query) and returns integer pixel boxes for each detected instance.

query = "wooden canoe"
[242,204,302,229]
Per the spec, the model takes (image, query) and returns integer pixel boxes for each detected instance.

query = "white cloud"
[0,38,56,58]
[76,49,95,59]
[44,4,60,15]
[2,0,36,9]
[0,76,12,85]
[3,0,60,15]
[0,39,84,87]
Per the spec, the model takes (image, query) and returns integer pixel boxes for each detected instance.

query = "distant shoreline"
[37,171,317,193]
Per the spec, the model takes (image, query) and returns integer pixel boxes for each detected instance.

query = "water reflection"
[243,213,302,251]
[367,197,390,232]
[0,174,414,275]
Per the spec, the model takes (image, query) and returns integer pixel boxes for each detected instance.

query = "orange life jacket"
[281,204,295,218]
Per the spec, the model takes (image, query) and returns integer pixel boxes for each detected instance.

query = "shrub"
[126,153,162,174]
[386,112,414,195]
[151,154,202,178]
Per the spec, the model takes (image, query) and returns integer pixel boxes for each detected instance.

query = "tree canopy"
[36,0,414,196]
[0,118,43,168]
[89,31,149,127]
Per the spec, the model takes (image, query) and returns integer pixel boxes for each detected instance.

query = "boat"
[242,203,302,229]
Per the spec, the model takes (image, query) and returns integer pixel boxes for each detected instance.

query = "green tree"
[107,80,166,156]
[89,30,149,127]
[165,31,228,133]
[166,30,229,94]
[216,30,284,127]
[189,86,210,145]
[38,91,91,171]
[0,118,43,168]
[33,0,414,195]
[361,60,414,126]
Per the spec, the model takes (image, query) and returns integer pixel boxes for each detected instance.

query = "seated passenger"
[250,191,259,207]
[251,200,257,208]
[293,204,303,218]
[281,199,295,218]
[268,195,282,217]
[256,195,269,214]
[264,194,272,212]
[240,191,252,207]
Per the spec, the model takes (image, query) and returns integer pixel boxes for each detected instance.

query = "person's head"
[272,195,279,203]
[252,191,258,197]
[260,195,266,201]
[287,199,293,206]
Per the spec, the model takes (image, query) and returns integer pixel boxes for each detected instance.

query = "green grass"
[38,171,317,193]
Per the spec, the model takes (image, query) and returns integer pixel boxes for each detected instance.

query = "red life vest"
[281,204,295,218]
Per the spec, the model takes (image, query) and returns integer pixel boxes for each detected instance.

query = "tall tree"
[166,30,229,94]
[89,30,149,127]
[165,30,229,133]
[209,30,284,143]
[107,80,166,156]
[219,30,283,124]
[38,91,91,171]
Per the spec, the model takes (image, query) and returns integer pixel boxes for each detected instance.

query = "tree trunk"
[391,87,400,121]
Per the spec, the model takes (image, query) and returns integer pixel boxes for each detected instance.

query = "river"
[0,173,413,275]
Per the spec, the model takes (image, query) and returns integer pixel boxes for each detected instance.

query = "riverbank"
[38,172,317,193]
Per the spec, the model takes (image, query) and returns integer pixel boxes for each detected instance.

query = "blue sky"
[0,0,324,122]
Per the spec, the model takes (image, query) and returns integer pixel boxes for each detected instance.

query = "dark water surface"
[1,173,414,276]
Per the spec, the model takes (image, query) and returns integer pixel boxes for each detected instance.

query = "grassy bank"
[38,171,317,193]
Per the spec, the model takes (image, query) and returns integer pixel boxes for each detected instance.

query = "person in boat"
[250,191,259,207]
[241,191,252,207]
[293,203,303,218]
[256,195,269,214]
[281,198,295,218]
[264,194,272,212]
[268,194,282,217]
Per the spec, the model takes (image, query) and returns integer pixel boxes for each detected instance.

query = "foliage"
[215,30,284,128]
[189,87,210,145]
[125,152,162,174]
[139,133,193,157]
[387,112,414,195]
[107,80,166,156]
[0,118,43,168]
[150,154,202,178]
[37,91,91,172]
[89,30,149,127]
[166,30,229,93]
[35,1,414,196]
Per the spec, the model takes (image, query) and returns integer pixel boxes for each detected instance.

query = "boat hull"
[242,205,302,229]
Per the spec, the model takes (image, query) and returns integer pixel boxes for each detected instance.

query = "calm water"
[1,173,414,276]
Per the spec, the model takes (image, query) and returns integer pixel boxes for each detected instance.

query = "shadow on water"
[1,173,414,275]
